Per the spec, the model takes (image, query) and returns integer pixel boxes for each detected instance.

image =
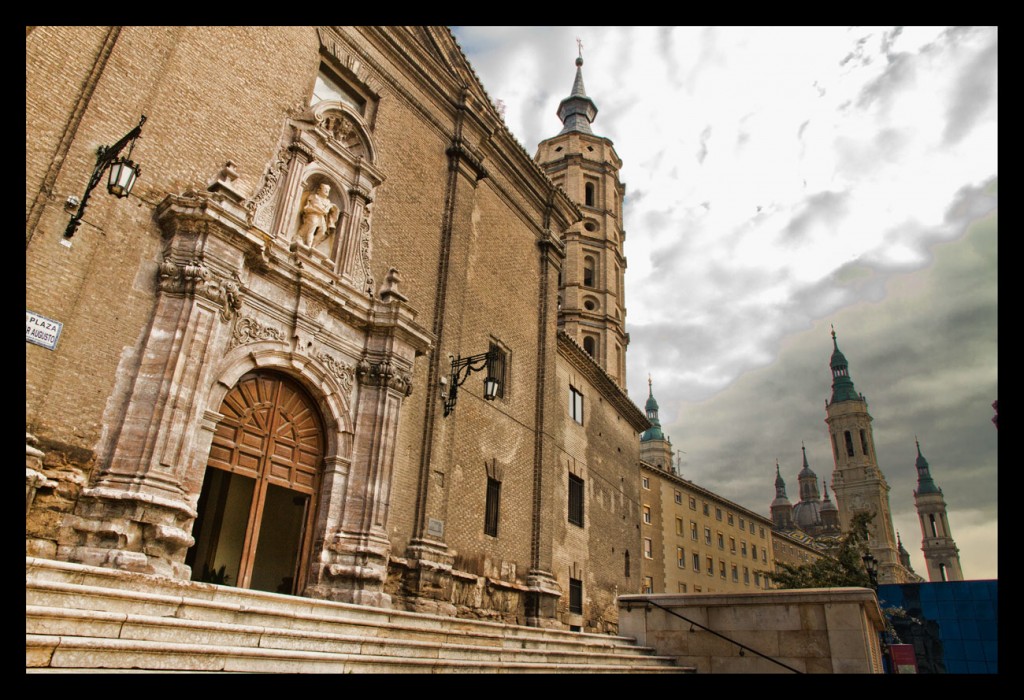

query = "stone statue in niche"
[295,182,339,248]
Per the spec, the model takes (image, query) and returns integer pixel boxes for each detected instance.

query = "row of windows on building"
[641,480,767,539]
[639,560,768,594]
[666,519,770,562]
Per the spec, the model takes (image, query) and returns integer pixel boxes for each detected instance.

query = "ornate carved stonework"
[316,351,355,397]
[157,257,244,322]
[357,358,413,396]
[246,147,291,231]
[305,299,325,321]
[353,213,375,295]
[230,316,285,348]
[321,112,356,143]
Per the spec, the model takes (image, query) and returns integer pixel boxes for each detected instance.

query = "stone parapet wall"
[618,587,885,673]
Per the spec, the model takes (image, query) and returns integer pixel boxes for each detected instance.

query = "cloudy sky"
[451,27,998,580]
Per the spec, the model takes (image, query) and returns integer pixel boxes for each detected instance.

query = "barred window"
[568,473,585,526]
[484,477,501,537]
[569,577,583,614]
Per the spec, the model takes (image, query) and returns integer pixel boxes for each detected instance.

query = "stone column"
[57,198,245,578]
[307,353,413,607]
[526,232,565,627]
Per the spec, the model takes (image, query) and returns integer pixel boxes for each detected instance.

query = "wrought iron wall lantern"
[441,349,500,417]
[63,114,147,239]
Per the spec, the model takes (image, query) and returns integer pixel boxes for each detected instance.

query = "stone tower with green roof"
[535,51,630,387]
[639,376,674,472]
[824,327,915,584]
[913,439,964,581]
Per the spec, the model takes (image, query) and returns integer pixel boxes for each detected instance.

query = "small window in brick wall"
[568,473,585,526]
[484,477,500,537]
[569,577,583,614]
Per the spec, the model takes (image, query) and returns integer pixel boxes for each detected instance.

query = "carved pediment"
[293,101,375,163]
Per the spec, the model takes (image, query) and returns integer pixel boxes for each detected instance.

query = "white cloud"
[453,26,997,580]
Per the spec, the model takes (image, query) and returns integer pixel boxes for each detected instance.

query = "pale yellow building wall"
[641,463,776,596]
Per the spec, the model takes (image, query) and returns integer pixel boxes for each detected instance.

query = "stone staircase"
[26,557,692,673]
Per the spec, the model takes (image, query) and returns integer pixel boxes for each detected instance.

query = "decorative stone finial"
[207,160,245,203]
[379,267,408,303]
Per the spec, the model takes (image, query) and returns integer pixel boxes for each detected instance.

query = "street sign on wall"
[26,311,63,351]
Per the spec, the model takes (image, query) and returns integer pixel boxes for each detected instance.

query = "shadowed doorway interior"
[186,371,325,595]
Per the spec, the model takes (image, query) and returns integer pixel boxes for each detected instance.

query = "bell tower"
[535,49,629,386]
[824,327,913,583]
[913,439,964,581]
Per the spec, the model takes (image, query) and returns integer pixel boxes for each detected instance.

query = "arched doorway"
[186,371,324,595]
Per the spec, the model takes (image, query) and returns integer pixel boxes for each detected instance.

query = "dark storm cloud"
[944,35,997,145]
[656,212,996,574]
[944,178,998,225]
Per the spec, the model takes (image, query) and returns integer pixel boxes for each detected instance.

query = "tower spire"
[556,49,598,135]
[914,437,940,494]
[771,459,794,529]
[913,440,963,581]
[828,325,859,403]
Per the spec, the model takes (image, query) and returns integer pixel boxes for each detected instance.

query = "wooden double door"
[187,372,324,595]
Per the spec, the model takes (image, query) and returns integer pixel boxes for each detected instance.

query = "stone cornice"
[557,330,647,432]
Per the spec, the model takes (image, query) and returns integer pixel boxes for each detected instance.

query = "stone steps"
[27,557,693,674]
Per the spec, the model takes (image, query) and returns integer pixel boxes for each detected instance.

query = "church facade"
[26,27,646,633]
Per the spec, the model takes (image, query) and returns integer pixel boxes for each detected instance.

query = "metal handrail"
[628,598,803,674]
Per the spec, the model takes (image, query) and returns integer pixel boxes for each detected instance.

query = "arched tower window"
[929,514,939,537]
[583,256,596,288]
[585,182,595,207]
[844,431,855,457]
[583,336,596,358]
[939,562,948,582]
[860,429,869,456]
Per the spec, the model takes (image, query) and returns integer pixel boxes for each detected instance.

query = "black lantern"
[862,552,878,588]
[64,115,146,239]
[443,349,501,417]
[106,155,141,198]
